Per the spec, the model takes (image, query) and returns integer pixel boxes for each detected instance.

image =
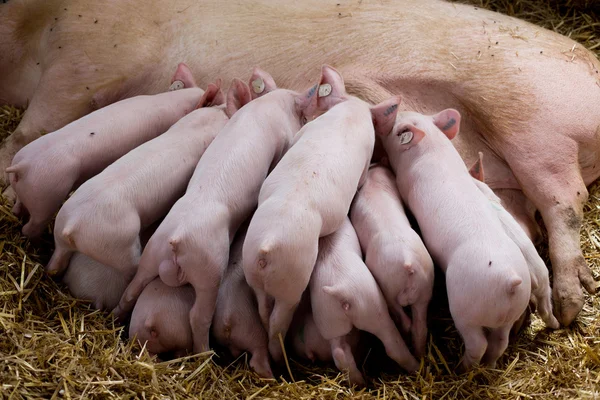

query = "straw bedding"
[1,1,599,398]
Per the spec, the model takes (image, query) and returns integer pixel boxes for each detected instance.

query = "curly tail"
[506,276,523,295]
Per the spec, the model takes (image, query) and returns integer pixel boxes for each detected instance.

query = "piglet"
[7,63,204,238]
[114,67,316,354]
[62,253,128,311]
[289,291,364,386]
[61,224,159,311]
[378,107,531,370]
[212,227,273,378]
[46,75,227,278]
[242,66,397,362]
[350,163,434,357]
[310,218,419,376]
[129,278,195,357]
[469,153,559,329]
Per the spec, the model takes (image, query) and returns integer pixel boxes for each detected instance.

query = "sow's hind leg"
[504,135,598,326]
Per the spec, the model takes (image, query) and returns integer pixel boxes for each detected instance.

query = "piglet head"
[196,79,225,109]
[296,65,349,122]
[372,96,424,152]
[376,105,462,154]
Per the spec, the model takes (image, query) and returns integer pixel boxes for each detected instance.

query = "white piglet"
[289,292,364,385]
[243,66,398,362]
[310,218,419,380]
[46,72,228,279]
[129,279,195,358]
[115,68,316,353]
[350,163,434,357]
[469,153,559,329]
[8,63,204,238]
[62,253,129,311]
[379,107,534,370]
[212,227,273,378]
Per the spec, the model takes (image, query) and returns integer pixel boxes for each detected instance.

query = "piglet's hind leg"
[369,314,419,373]
[331,336,365,386]
[113,264,159,321]
[481,325,511,369]
[267,301,297,363]
[456,322,488,372]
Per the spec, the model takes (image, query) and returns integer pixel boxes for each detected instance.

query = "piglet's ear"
[226,78,252,118]
[296,82,319,120]
[317,65,347,111]
[371,96,402,137]
[300,65,348,118]
[468,151,485,183]
[169,62,198,90]
[197,79,225,108]
[249,67,277,100]
[432,108,461,140]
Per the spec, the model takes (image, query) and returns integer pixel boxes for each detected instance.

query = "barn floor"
[1,1,599,399]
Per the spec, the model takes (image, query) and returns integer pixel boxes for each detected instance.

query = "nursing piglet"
[310,218,419,376]
[62,224,160,311]
[46,78,227,278]
[115,68,316,353]
[379,108,531,370]
[469,154,559,329]
[129,278,195,357]
[350,163,434,357]
[289,292,364,385]
[242,66,397,362]
[62,253,128,311]
[212,227,273,378]
[7,63,204,238]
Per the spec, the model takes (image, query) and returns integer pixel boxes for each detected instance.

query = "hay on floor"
[1,1,599,398]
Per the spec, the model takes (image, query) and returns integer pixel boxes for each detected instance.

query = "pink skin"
[380,108,532,370]
[494,189,542,245]
[129,278,195,357]
[46,76,228,279]
[349,163,434,358]
[114,68,314,354]
[62,252,129,311]
[7,64,204,238]
[468,152,542,244]
[212,228,273,378]
[2,0,598,327]
[469,154,559,329]
[242,66,382,363]
[61,224,159,312]
[290,292,364,386]
[310,217,419,375]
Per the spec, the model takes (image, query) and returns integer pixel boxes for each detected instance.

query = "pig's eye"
[397,128,410,137]
[301,116,308,125]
